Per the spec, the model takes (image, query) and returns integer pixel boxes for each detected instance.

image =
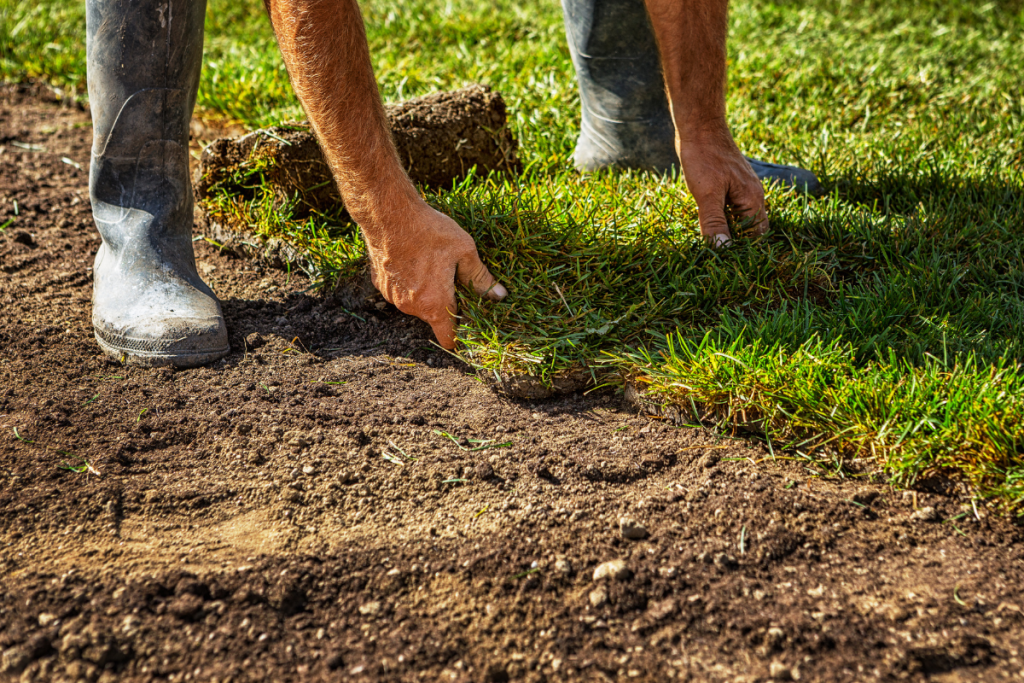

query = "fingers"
[729,179,769,237]
[428,313,457,350]
[456,250,508,301]
[416,275,459,349]
[696,176,769,247]
[696,196,732,246]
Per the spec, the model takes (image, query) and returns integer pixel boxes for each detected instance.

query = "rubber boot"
[562,0,821,194]
[87,0,229,368]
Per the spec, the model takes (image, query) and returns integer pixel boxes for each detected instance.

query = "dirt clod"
[11,230,34,246]
[194,84,520,265]
[619,516,648,540]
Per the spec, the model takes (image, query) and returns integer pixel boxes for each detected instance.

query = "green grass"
[3,0,1024,511]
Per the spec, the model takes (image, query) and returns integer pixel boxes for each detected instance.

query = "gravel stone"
[0,647,30,674]
[589,588,608,607]
[593,559,632,581]
[286,432,311,448]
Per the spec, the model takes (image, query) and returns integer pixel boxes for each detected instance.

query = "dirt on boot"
[2,84,1024,683]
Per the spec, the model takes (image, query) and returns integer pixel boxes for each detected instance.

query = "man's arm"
[264,0,506,348]
[644,0,767,244]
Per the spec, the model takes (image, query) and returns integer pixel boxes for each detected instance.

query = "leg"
[87,0,229,367]
[562,0,821,194]
[562,0,677,172]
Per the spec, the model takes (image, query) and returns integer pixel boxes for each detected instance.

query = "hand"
[677,127,768,246]
[365,201,507,349]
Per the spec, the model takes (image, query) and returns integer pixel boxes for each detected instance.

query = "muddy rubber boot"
[87,0,229,368]
[562,0,821,194]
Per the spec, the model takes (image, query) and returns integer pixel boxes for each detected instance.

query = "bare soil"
[2,84,1023,683]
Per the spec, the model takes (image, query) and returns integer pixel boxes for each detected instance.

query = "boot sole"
[94,328,230,369]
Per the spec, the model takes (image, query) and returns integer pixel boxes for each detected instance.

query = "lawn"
[2,0,1023,510]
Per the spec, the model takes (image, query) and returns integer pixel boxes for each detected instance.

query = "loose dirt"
[1,84,1023,683]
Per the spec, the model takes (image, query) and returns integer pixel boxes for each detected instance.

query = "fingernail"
[490,283,508,300]
[711,233,731,248]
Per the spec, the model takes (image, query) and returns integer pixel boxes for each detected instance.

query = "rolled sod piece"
[195,83,520,218]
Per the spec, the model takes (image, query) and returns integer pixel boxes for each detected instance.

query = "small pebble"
[593,559,632,581]
[647,598,676,621]
[358,601,382,616]
[37,613,56,627]
[554,558,573,575]
[657,566,678,579]
[589,588,608,607]
[301,465,315,476]
[912,506,938,522]
[0,647,30,675]
[619,517,648,540]
[769,661,794,680]
[285,432,311,448]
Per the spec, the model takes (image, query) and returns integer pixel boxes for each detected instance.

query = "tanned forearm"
[644,0,766,242]
[263,0,419,245]
[263,0,504,349]
[644,0,728,141]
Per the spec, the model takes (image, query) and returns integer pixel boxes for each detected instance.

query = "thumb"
[456,250,508,301]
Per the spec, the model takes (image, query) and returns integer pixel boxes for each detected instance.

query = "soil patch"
[2,84,1023,683]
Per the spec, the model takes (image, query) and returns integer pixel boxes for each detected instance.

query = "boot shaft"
[87,0,207,156]
[562,0,670,123]
[87,0,207,253]
[562,0,677,171]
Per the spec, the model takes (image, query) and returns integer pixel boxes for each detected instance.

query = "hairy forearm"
[643,0,729,140]
[264,0,420,242]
